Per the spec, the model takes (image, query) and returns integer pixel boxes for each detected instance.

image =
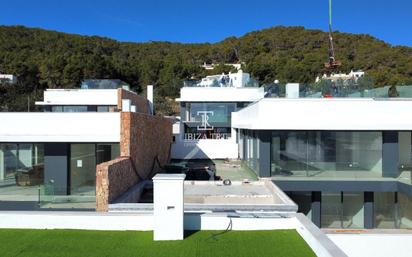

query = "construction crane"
[324,0,342,72]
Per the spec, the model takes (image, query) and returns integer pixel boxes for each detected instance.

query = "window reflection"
[183,103,237,139]
[0,143,45,201]
[271,131,382,178]
[70,144,119,195]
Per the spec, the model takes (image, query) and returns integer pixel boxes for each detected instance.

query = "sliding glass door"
[70,144,96,195]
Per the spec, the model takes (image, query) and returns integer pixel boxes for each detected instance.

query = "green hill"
[0,25,411,113]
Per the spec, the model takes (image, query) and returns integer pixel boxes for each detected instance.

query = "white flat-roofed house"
[230,85,412,230]
[171,70,265,159]
[35,88,119,112]
[0,80,155,210]
[172,77,412,231]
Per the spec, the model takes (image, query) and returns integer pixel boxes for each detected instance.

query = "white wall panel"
[36,89,118,106]
[233,98,412,131]
[178,87,264,102]
[0,113,120,142]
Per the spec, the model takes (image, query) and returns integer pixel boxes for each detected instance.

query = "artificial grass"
[0,229,316,257]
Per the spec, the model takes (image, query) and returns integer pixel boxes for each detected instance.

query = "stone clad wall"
[121,112,173,178]
[117,88,150,114]
[96,157,137,212]
[96,111,173,212]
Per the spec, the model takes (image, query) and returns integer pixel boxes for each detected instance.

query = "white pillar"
[122,99,131,112]
[0,145,4,181]
[153,173,185,241]
[147,85,154,114]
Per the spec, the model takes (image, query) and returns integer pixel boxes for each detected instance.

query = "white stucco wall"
[0,112,121,142]
[177,87,264,102]
[232,98,412,131]
[36,89,118,106]
[328,234,412,257]
[171,140,238,159]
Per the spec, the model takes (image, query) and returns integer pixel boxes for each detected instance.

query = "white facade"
[328,233,412,257]
[172,138,239,159]
[232,98,412,131]
[35,89,118,106]
[178,87,264,103]
[0,112,120,142]
[0,87,128,143]
[172,71,265,159]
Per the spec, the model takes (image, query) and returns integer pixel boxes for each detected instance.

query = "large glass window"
[51,106,63,112]
[70,144,96,195]
[244,131,259,172]
[342,192,364,228]
[374,192,396,228]
[244,130,259,172]
[1,144,18,178]
[63,106,88,112]
[321,191,364,228]
[70,144,119,196]
[97,106,110,112]
[183,103,236,139]
[271,131,382,179]
[399,192,412,228]
[47,105,115,112]
[186,103,236,124]
[321,192,342,228]
[96,144,120,164]
[1,142,118,208]
[0,143,44,202]
[51,106,88,112]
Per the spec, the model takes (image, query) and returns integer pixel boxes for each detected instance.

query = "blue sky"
[0,0,411,46]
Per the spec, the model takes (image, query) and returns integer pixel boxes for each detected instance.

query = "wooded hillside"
[0,25,411,113]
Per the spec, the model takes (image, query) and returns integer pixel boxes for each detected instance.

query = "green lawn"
[0,229,316,257]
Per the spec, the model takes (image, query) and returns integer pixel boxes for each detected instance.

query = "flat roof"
[35,89,118,106]
[232,97,412,131]
[109,179,298,213]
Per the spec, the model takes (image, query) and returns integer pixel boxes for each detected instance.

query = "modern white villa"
[170,70,412,230]
[1,72,412,257]
[172,70,264,159]
[0,80,172,210]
